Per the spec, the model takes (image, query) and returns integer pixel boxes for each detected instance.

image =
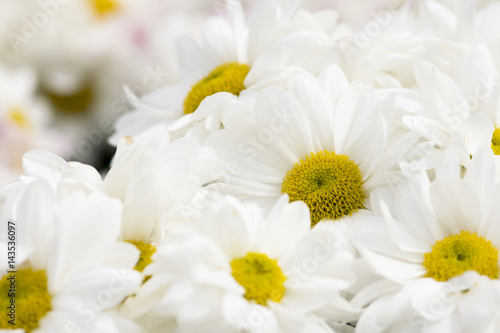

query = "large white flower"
[111,0,342,144]
[206,66,415,226]
[0,179,143,332]
[350,146,500,332]
[121,194,360,332]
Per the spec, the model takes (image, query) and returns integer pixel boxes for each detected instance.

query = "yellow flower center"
[89,0,119,17]
[126,240,156,272]
[183,62,250,115]
[231,252,286,306]
[423,231,499,282]
[8,108,30,129]
[0,269,51,332]
[281,150,365,227]
[491,127,500,155]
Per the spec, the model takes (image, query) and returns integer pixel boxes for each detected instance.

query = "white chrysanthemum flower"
[396,54,500,172]
[111,0,342,144]
[2,129,224,274]
[351,146,500,332]
[122,194,360,332]
[0,179,143,332]
[103,129,225,275]
[104,128,225,241]
[206,67,414,226]
[0,65,68,186]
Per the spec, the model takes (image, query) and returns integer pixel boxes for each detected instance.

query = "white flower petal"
[260,198,311,258]
[429,179,479,235]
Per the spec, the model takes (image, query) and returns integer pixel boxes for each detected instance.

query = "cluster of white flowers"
[0,0,217,174]
[2,0,500,332]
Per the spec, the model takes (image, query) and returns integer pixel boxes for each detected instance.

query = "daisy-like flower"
[350,146,500,332]
[111,0,342,144]
[2,128,225,276]
[0,179,143,332]
[104,127,225,240]
[2,0,157,97]
[103,128,225,274]
[375,2,500,174]
[0,65,68,186]
[121,194,359,332]
[206,66,414,227]
[396,53,500,172]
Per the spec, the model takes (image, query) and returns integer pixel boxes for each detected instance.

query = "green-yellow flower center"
[231,252,286,306]
[89,0,119,17]
[423,231,499,282]
[281,150,365,227]
[0,268,52,332]
[126,240,157,272]
[183,62,250,115]
[491,127,500,155]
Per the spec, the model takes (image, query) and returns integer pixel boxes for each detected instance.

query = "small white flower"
[397,53,500,172]
[105,127,225,241]
[0,179,143,332]
[0,65,68,186]
[351,146,500,332]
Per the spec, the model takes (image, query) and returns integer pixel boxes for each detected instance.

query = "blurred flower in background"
[0,0,218,182]
[0,65,67,186]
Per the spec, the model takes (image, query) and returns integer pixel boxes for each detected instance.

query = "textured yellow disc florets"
[126,240,156,272]
[89,0,119,17]
[231,252,286,306]
[423,231,499,282]
[183,62,250,115]
[0,268,51,332]
[491,127,500,155]
[281,150,365,227]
